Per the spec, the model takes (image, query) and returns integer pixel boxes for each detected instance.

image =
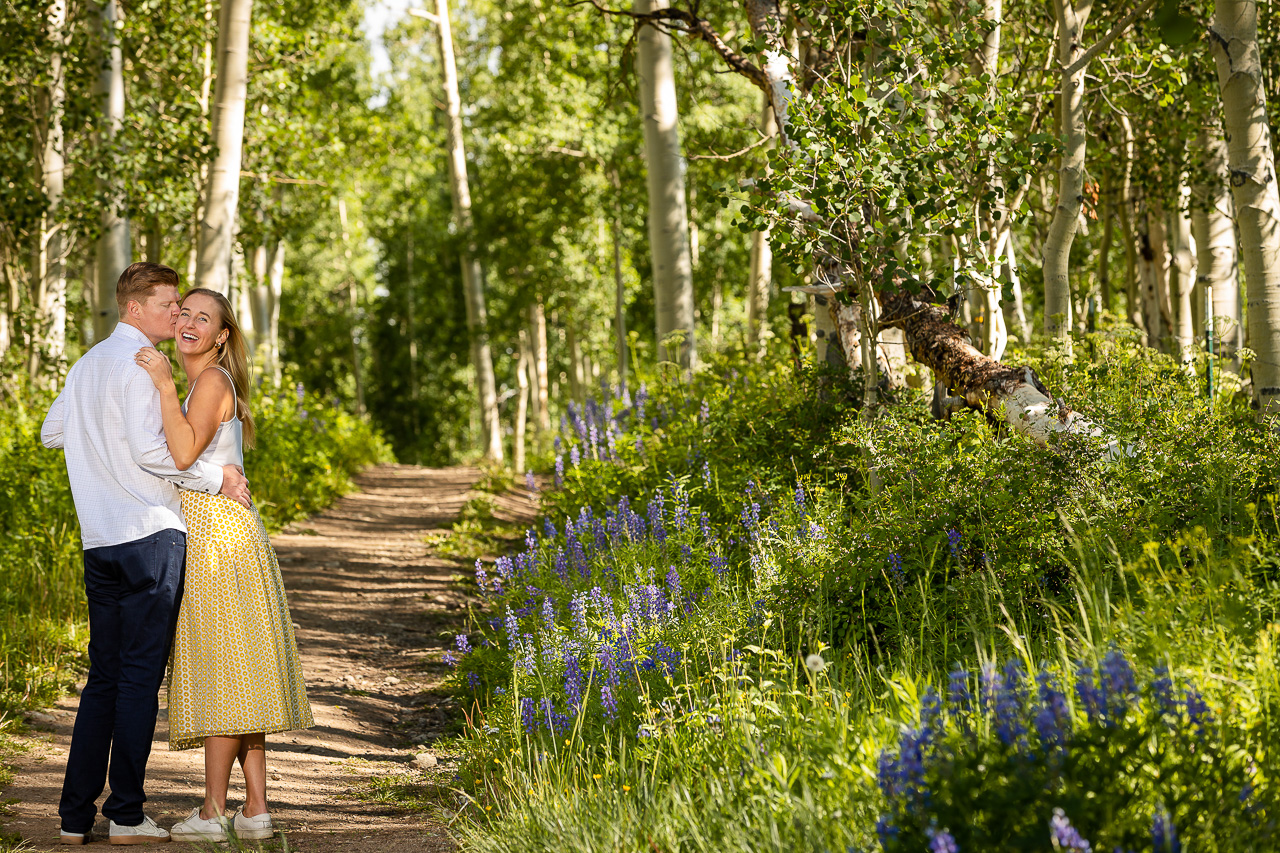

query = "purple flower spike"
[1049,808,1092,852]
[927,828,959,853]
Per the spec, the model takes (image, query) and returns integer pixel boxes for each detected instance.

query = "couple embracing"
[42,262,314,845]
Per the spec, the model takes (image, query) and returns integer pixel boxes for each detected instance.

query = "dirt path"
[1,464,534,852]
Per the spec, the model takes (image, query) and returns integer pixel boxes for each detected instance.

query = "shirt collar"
[112,322,155,347]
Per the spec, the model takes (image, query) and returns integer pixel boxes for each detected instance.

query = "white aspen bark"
[744,0,795,145]
[336,197,365,417]
[187,1,214,287]
[265,237,283,384]
[1169,174,1197,364]
[1041,0,1093,354]
[567,321,584,403]
[94,0,130,342]
[610,173,628,386]
[195,0,252,296]
[1210,0,1280,418]
[250,241,268,359]
[1004,231,1029,339]
[1097,170,1115,316]
[746,97,777,357]
[1118,115,1144,337]
[635,0,696,369]
[529,299,550,431]
[434,0,501,459]
[32,0,68,374]
[514,329,530,474]
[1191,124,1240,371]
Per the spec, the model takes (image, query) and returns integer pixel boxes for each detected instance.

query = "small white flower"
[805,654,827,673]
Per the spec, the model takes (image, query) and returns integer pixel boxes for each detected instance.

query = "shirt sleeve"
[41,388,67,449]
[123,369,226,495]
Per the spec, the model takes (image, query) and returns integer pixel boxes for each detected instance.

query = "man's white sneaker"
[108,815,171,845]
[231,807,274,841]
[169,808,229,843]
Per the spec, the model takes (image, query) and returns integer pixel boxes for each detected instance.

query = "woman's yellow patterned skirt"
[168,491,314,751]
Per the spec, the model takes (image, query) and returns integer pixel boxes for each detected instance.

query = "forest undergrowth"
[434,332,1280,852]
[0,377,391,718]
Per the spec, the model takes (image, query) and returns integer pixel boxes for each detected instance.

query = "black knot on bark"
[1229,168,1251,187]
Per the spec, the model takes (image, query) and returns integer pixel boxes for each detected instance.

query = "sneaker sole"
[170,830,228,843]
[108,837,171,845]
[60,835,93,846]
[233,827,273,841]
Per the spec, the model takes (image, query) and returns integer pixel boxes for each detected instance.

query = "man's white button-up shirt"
[41,322,225,550]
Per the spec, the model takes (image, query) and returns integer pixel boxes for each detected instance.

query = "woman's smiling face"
[175,292,227,357]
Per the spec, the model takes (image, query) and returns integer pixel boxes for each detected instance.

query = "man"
[41,262,252,846]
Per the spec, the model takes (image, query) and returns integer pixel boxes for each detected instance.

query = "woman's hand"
[134,347,174,390]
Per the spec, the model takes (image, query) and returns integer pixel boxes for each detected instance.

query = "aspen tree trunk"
[32,0,68,375]
[514,330,530,474]
[635,0,696,369]
[746,96,776,356]
[434,0,501,459]
[1004,231,1029,339]
[1169,174,1197,364]
[567,322,585,403]
[1210,0,1280,418]
[94,0,130,342]
[187,0,215,287]
[609,171,628,386]
[529,299,550,431]
[265,238,283,384]
[195,0,252,295]
[1041,0,1093,355]
[1118,117,1143,337]
[1097,170,1114,316]
[336,197,365,417]
[1191,123,1240,371]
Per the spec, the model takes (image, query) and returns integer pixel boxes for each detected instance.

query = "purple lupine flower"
[525,471,537,492]
[927,828,959,853]
[570,592,589,639]
[794,484,806,512]
[504,607,520,650]
[808,521,825,540]
[1100,648,1137,722]
[1150,664,1177,717]
[520,697,539,733]
[454,634,471,654]
[994,659,1027,747]
[1034,670,1071,749]
[600,682,618,721]
[525,528,538,551]
[699,398,710,422]
[570,446,581,466]
[665,566,682,611]
[475,560,489,596]
[1049,809,1091,852]
[553,549,568,581]
[1151,806,1180,853]
[1075,664,1104,722]
[443,651,458,667]
[563,654,585,711]
[647,490,666,544]
[701,461,711,486]
[466,672,480,689]
[947,668,973,711]
[295,382,306,404]
[710,550,727,576]
[947,527,961,559]
[555,454,565,486]
[1184,688,1211,735]
[673,490,690,530]
[543,517,558,539]
[887,553,905,591]
[554,435,562,452]
[542,597,556,626]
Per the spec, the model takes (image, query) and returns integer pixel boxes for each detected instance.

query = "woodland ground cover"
[0,381,390,716]
[441,336,1280,852]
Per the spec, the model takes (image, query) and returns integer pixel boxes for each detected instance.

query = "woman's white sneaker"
[232,807,273,841]
[169,808,228,843]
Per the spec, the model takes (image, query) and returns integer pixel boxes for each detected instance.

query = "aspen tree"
[1191,123,1240,371]
[1210,0,1280,418]
[634,0,696,369]
[195,0,253,295]
[94,0,130,342]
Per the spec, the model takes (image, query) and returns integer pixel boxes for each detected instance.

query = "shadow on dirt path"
[1,464,536,853]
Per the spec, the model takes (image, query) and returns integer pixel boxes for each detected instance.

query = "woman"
[135,288,313,843]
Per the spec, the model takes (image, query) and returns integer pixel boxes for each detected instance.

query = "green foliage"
[441,340,1280,851]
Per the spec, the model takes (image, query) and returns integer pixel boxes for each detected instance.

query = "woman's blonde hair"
[181,287,256,447]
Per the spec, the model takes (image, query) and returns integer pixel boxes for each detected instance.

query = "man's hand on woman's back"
[221,465,252,508]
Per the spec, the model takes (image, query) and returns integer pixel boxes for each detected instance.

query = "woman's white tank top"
[182,365,245,468]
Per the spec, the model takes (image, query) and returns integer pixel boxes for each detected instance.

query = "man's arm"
[123,370,226,496]
[41,388,67,449]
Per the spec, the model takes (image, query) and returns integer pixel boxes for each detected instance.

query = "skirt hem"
[169,720,316,752]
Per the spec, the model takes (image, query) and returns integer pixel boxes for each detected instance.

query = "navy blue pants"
[59,529,185,833]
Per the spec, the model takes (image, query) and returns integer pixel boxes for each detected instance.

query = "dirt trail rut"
[1,464,532,852]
